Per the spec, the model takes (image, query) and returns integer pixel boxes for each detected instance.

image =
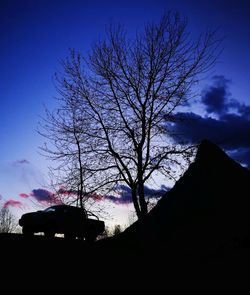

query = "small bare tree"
[40,97,88,209]
[0,207,17,233]
[40,96,111,218]
[41,12,221,219]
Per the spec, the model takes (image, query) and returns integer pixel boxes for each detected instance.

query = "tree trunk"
[131,185,141,219]
[74,127,84,210]
[138,178,147,217]
[137,149,148,218]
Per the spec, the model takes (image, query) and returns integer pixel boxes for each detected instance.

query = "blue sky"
[0,0,249,226]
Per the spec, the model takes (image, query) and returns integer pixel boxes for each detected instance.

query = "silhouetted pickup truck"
[19,204,105,241]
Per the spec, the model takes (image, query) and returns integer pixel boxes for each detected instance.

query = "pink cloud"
[19,193,29,198]
[3,199,23,208]
[18,188,65,205]
[18,186,134,206]
[89,193,103,201]
[57,187,78,196]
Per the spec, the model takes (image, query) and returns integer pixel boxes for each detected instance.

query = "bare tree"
[39,97,109,218]
[0,207,17,233]
[40,12,221,219]
[40,97,87,209]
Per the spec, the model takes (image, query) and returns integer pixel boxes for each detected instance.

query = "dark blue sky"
[0,0,249,224]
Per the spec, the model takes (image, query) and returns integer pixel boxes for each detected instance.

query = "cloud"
[57,187,78,196]
[18,184,169,207]
[90,193,104,202]
[201,75,232,115]
[3,199,23,209]
[168,112,250,150]
[19,193,29,198]
[227,148,250,168]
[167,75,250,167]
[114,185,133,203]
[237,104,250,119]
[99,184,169,205]
[75,190,131,205]
[30,189,60,204]
[19,189,62,205]
[6,159,46,196]
[144,185,170,198]
[103,193,131,205]
[12,159,30,166]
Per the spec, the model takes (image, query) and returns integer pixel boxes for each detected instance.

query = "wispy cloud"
[19,193,29,198]
[19,189,62,205]
[3,199,23,209]
[6,158,46,192]
[12,159,30,166]
[88,185,169,205]
[57,187,78,196]
[17,184,169,207]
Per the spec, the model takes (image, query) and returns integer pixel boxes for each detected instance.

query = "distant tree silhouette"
[113,224,122,236]
[90,224,122,239]
[40,12,221,219]
[97,226,111,240]
[0,207,17,233]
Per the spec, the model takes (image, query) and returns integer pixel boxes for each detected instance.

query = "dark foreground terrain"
[0,140,249,293]
[0,231,248,293]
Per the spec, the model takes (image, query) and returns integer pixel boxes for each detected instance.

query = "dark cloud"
[167,76,250,168]
[16,183,169,208]
[169,112,250,150]
[201,75,250,119]
[104,194,131,205]
[18,188,75,205]
[102,185,169,205]
[235,103,250,119]
[144,185,170,198]
[86,185,169,205]
[201,75,232,115]
[86,186,132,205]
[115,184,132,204]
[30,189,61,204]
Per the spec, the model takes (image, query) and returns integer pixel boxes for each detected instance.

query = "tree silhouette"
[39,98,109,218]
[40,98,91,209]
[40,12,221,219]
[0,207,17,233]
